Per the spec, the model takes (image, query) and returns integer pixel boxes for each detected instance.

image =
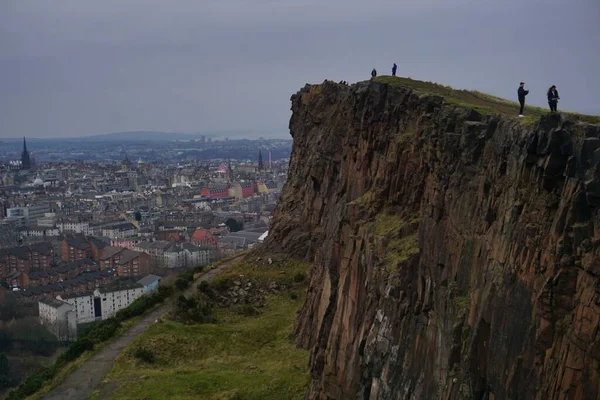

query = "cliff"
[263,78,600,400]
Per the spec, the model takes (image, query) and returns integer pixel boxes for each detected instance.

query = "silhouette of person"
[371,68,377,79]
[392,63,397,77]
[547,85,560,112]
[517,82,529,117]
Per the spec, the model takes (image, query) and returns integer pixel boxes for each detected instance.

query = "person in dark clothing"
[371,68,377,79]
[392,63,397,77]
[547,85,560,112]
[517,82,529,117]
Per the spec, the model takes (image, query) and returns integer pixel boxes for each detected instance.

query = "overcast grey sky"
[1,0,599,138]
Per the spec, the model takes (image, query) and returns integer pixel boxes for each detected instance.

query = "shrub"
[170,294,215,324]
[157,285,174,298]
[132,347,156,364]
[84,318,121,344]
[175,278,190,291]
[233,305,260,317]
[290,293,299,300]
[7,365,57,399]
[197,281,218,300]
[59,338,93,363]
[293,273,306,283]
[0,353,17,391]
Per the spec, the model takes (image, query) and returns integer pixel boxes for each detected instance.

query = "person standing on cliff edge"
[517,82,529,117]
[547,85,560,112]
[392,63,397,77]
[371,68,377,79]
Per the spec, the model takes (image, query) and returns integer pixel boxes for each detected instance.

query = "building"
[163,245,186,269]
[0,242,55,277]
[5,270,29,288]
[101,223,137,239]
[181,243,211,267]
[201,184,230,198]
[57,220,90,234]
[57,291,96,324]
[115,249,150,277]
[38,297,77,341]
[95,280,145,320]
[21,137,31,170]
[61,234,91,262]
[37,213,58,228]
[98,247,150,277]
[258,230,268,243]
[191,229,218,247]
[6,203,51,225]
[257,179,279,194]
[230,182,257,199]
[98,246,125,270]
[133,240,172,269]
[136,274,161,293]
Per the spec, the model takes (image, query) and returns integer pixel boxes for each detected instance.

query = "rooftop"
[59,291,94,299]
[39,296,71,309]
[97,278,143,293]
[117,249,144,264]
[136,274,161,286]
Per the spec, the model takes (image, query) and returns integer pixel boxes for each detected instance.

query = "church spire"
[21,137,31,170]
[258,150,264,171]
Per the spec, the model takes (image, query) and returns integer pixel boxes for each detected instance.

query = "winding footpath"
[42,258,241,400]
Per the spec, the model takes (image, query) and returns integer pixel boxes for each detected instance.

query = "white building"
[102,223,138,239]
[258,230,268,243]
[58,220,90,234]
[133,240,172,269]
[181,243,211,267]
[24,226,60,237]
[94,281,145,320]
[26,203,52,223]
[37,213,58,228]
[57,291,96,324]
[38,297,77,341]
[163,245,186,269]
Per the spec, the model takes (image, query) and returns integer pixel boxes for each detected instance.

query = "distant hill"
[0,128,287,142]
[81,129,286,141]
[80,131,201,142]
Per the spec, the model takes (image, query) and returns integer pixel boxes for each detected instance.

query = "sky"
[0,0,599,139]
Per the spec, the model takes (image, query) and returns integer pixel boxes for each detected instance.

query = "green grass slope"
[375,76,600,125]
[94,257,310,400]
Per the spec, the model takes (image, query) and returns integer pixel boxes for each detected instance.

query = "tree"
[225,218,243,233]
[0,293,23,322]
[0,353,17,390]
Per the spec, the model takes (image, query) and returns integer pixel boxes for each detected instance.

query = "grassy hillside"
[375,76,600,125]
[93,256,311,400]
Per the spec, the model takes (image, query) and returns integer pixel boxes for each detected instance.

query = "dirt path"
[42,258,241,400]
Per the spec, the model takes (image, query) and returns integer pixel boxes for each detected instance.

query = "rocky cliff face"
[263,80,600,400]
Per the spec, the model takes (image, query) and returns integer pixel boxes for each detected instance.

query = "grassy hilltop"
[374,76,600,125]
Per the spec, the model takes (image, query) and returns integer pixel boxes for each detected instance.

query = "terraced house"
[61,234,91,262]
[98,246,150,277]
[0,242,55,280]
